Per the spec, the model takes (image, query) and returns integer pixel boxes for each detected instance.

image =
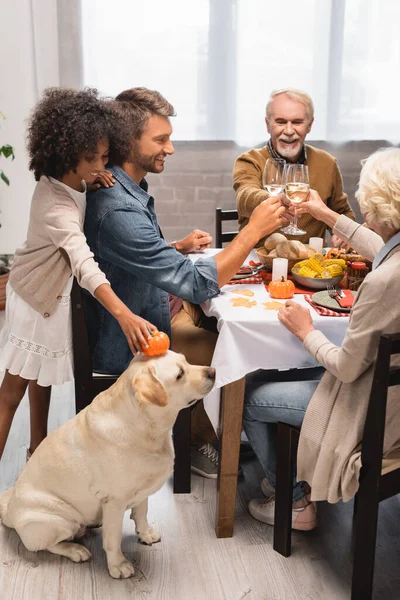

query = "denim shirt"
[83,166,220,374]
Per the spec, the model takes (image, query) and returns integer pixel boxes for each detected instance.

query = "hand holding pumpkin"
[142,330,170,356]
[278,300,315,342]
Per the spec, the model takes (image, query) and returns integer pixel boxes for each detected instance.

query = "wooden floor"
[0,316,399,599]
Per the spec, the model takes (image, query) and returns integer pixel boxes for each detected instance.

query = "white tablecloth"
[188,249,350,431]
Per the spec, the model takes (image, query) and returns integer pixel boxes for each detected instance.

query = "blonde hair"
[355,147,400,231]
[266,89,314,122]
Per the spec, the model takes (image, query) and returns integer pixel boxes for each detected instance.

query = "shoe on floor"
[191,443,244,479]
[248,496,317,531]
[261,477,275,498]
[191,443,219,479]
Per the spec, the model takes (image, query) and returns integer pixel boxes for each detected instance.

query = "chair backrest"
[361,332,400,483]
[71,278,118,413]
[71,278,94,389]
[215,207,239,248]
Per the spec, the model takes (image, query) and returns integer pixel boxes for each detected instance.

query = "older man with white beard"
[233,88,355,245]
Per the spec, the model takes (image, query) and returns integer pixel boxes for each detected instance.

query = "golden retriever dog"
[0,351,215,579]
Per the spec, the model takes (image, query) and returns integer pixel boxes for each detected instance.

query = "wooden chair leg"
[173,406,192,493]
[273,422,297,557]
[351,475,380,600]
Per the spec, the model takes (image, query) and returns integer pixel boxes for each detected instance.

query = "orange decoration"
[142,331,170,356]
[326,248,344,260]
[269,276,295,299]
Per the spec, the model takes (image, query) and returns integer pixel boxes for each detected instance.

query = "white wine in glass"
[262,158,286,196]
[281,164,309,235]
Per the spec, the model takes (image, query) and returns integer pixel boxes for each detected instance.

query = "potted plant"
[0,111,15,309]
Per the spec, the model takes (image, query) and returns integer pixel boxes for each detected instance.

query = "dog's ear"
[133,365,168,407]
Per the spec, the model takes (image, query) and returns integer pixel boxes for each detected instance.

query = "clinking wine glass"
[280,163,309,236]
[262,158,286,198]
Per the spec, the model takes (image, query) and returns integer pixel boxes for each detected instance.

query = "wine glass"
[280,164,309,236]
[262,158,286,197]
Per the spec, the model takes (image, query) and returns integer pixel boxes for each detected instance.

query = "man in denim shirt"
[84,88,287,477]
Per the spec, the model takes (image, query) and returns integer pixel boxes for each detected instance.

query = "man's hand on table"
[171,229,213,254]
[278,300,315,342]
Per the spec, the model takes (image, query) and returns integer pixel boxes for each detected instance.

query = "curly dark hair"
[27,87,133,181]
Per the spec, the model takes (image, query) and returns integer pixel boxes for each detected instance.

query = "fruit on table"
[142,331,170,356]
[269,276,295,299]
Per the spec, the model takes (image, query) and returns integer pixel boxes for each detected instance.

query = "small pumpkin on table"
[269,277,295,299]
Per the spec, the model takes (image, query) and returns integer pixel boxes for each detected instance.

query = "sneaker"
[248,496,317,531]
[191,443,219,479]
[261,477,275,498]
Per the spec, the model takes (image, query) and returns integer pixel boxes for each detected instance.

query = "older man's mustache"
[279,136,301,143]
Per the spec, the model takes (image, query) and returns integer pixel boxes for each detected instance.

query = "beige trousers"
[171,301,218,446]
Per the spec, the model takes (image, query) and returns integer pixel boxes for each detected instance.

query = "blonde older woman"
[244,147,400,530]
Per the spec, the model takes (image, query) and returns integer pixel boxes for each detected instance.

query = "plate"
[231,268,254,281]
[311,290,356,312]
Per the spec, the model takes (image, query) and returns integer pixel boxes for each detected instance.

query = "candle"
[272,257,288,281]
[309,237,323,254]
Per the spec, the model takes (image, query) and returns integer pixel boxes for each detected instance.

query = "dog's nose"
[206,367,216,380]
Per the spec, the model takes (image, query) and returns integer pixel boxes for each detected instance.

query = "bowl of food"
[291,272,344,290]
[291,254,346,290]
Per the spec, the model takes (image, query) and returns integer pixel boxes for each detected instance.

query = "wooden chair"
[273,332,400,600]
[215,207,238,248]
[71,278,192,494]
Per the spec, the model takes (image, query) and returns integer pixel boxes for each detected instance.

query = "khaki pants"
[171,301,218,446]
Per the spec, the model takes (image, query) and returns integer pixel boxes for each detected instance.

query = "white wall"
[0,0,59,254]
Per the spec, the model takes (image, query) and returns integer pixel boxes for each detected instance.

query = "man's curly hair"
[27,87,133,181]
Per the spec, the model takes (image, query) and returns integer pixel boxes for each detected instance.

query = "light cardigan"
[9,176,109,317]
[233,144,355,244]
[298,215,400,503]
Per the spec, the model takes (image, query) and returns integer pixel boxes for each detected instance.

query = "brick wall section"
[146,140,393,243]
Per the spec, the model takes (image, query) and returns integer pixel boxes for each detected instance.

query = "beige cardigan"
[298,215,400,502]
[9,177,109,317]
[233,144,355,244]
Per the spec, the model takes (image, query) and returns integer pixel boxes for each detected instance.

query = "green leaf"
[0,170,10,185]
[0,145,14,159]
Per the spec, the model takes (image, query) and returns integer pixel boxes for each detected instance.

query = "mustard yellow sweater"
[233,144,355,245]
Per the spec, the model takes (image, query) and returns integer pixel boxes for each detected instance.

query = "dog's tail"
[0,488,14,527]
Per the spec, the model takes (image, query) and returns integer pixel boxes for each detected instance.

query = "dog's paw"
[137,527,161,545]
[68,544,92,563]
[108,560,135,579]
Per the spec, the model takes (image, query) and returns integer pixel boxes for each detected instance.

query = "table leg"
[215,376,245,538]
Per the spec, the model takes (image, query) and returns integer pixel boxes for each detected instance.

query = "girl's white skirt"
[0,278,74,387]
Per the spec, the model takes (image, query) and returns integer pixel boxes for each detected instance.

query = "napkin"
[336,289,354,308]
[227,274,263,285]
[304,295,350,317]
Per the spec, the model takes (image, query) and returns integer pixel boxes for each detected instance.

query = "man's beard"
[130,144,164,174]
[276,137,302,160]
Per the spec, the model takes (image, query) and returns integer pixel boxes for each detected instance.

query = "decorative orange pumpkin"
[269,276,295,299]
[142,331,170,356]
[326,248,345,260]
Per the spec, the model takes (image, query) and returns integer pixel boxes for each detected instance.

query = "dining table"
[188,248,351,538]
